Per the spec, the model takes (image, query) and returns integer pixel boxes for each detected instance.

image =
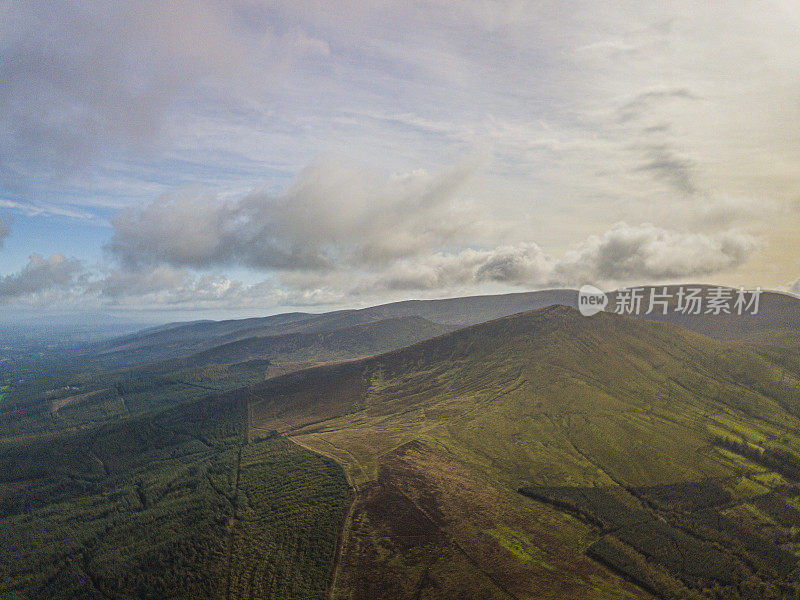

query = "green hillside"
[247,305,800,599]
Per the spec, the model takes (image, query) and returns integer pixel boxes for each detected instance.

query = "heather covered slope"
[248,306,800,599]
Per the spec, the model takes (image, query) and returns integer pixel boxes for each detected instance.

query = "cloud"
[0,219,760,311]
[790,278,800,296]
[108,159,485,271]
[94,265,248,308]
[0,1,328,186]
[357,243,554,292]
[92,265,347,310]
[351,222,760,294]
[0,253,84,301]
[554,222,758,284]
[0,219,8,248]
[617,87,700,123]
[634,143,697,196]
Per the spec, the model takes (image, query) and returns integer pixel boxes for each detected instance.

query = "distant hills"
[93,289,578,364]
[95,286,800,368]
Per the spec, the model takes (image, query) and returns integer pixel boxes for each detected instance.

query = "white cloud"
[0,219,759,311]
[94,265,246,309]
[0,253,84,302]
[362,222,758,294]
[2,1,799,312]
[108,159,487,271]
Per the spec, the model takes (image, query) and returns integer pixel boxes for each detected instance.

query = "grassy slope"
[247,305,800,599]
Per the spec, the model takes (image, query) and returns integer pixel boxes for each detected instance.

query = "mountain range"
[1,286,799,599]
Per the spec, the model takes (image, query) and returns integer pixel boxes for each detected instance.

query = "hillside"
[89,287,800,372]
[4,299,800,599]
[92,311,316,365]
[173,315,452,370]
[607,285,800,342]
[247,306,800,599]
[92,290,577,365]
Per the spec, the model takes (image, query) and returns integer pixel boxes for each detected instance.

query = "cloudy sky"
[2,1,799,318]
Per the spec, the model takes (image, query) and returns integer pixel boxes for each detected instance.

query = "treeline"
[713,436,800,481]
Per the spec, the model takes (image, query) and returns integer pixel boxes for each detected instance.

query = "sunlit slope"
[251,305,800,487]
[247,306,800,599]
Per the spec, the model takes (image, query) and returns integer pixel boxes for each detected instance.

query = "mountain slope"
[94,290,577,365]
[172,315,452,370]
[92,287,800,370]
[246,306,800,599]
[608,285,800,341]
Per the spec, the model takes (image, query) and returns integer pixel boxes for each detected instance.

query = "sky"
[1,0,800,320]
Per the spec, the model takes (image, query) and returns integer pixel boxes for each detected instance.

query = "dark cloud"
[0,253,84,301]
[635,143,697,196]
[0,219,8,247]
[618,87,699,123]
[554,222,757,283]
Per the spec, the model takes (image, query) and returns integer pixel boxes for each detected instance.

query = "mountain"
[93,287,800,370]
[172,315,452,369]
[93,290,577,365]
[246,305,800,599]
[607,285,800,341]
[4,290,800,599]
[92,311,316,365]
